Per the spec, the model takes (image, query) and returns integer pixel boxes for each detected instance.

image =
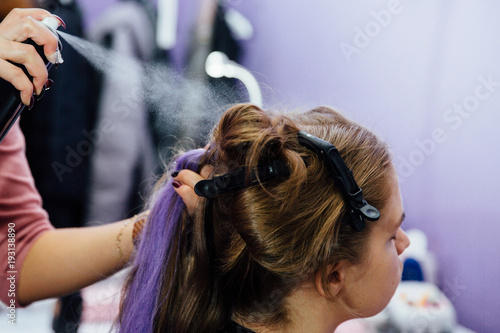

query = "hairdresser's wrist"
[115,211,149,265]
[132,210,149,245]
[116,219,134,264]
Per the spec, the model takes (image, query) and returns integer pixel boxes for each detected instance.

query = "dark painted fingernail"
[171,171,179,178]
[53,15,67,29]
[28,96,35,110]
[36,87,46,101]
[172,180,181,188]
[45,79,54,90]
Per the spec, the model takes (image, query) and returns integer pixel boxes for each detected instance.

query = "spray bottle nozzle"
[41,17,59,34]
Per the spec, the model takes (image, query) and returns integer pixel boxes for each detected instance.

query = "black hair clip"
[297,131,380,231]
[194,160,289,199]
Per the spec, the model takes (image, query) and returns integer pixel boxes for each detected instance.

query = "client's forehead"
[376,174,404,232]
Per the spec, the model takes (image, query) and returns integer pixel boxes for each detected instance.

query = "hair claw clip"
[194,160,289,199]
[297,131,380,231]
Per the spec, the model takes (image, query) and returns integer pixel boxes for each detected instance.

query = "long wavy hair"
[118,104,393,332]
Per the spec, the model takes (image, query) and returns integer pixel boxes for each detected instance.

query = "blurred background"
[2,0,499,332]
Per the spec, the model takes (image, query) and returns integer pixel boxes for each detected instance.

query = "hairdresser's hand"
[0,8,62,105]
[172,167,212,215]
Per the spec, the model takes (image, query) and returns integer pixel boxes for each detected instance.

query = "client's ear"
[314,261,348,299]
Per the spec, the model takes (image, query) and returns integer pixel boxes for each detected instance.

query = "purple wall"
[78,1,499,331]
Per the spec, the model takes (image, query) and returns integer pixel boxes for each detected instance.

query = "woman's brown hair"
[119,103,394,333]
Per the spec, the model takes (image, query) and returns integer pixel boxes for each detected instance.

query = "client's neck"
[235,281,346,333]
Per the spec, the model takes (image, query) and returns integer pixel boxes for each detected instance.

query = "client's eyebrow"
[387,212,405,234]
[396,212,406,228]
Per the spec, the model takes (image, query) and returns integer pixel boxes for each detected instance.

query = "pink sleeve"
[0,121,54,307]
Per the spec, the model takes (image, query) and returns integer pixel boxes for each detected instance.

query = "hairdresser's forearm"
[18,220,133,305]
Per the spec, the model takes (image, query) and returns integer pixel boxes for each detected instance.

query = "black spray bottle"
[0,16,62,143]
